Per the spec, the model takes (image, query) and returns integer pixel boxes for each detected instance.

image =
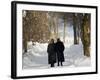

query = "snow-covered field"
[22,40,91,69]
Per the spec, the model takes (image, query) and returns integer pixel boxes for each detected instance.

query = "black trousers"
[51,63,54,67]
[58,61,63,66]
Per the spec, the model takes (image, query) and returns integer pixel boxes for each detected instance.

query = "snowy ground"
[22,39,91,69]
[23,26,91,69]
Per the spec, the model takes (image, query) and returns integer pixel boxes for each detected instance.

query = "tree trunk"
[56,17,59,39]
[73,14,78,44]
[81,14,90,57]
[63,17,66,43]
[77,15,81,44]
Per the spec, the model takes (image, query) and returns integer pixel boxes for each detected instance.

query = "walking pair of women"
[47,38,65,67]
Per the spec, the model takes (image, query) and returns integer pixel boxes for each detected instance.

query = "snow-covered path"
[22,41,91,69]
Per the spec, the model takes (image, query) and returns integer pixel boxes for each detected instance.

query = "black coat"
[47,43,56,64]
[55,41,65,62]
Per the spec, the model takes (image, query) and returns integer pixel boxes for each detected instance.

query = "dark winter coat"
[47,43,56,64]
[55,41,65,62]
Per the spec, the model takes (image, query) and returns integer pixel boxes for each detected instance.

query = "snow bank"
[27,42,48,56]
[23,41,91,69]
[64,42,91,67]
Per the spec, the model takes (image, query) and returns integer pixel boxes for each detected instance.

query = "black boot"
[51,63,54,67]
[61,62,63,66]
[58,62,59,66]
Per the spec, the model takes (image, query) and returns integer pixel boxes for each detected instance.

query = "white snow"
[23,39,91,69]
[23,26,91,69]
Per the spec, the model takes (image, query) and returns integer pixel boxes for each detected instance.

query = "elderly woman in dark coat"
[55,38,65,66]
[47,39,56,67]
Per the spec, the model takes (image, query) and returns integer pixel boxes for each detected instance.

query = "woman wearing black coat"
[55,38,65,66]
[47,39,56,67]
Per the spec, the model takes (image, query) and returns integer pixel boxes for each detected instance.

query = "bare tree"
[63,17,67,43]
[72,13,82,44]
[23,10,50,52]
[81,14,91,57]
